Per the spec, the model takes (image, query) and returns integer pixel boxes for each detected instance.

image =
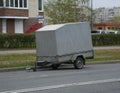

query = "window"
[98,27,102,30]
[112,27,114,30]
[0,0,3,7]
[0,0,28,8]
[38,0,43,11]
[19,0,23,7]
[6,0,10,7]
[24,0,27,8]
[115,27,118,30]
[15,0,18,7]
[10,0,14,7]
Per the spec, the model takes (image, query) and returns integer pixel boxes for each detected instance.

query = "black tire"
[51,64,60,70]
[32,68,37,72]
[74,57,84,69]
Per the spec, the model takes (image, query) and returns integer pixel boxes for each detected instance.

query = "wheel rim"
[74,58,84,69]
[77,60,83,69]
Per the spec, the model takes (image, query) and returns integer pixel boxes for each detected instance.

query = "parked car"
[91,30,108,34]
[115,31,120,34]
[107,30,120,34]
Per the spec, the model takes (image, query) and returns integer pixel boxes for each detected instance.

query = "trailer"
[34,22,94,70]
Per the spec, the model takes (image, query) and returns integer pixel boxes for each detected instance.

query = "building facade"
[93,7,120,23]
[93,23,120,31]
[0,0,44,34]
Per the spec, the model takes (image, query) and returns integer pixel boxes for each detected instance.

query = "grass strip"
[87,49,120,63]
[0,49,120,68]
[0,53,35,68]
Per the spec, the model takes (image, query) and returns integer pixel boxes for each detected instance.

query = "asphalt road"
[0,63,120,93]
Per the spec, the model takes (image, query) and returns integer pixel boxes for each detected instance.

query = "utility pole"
[81,0,85,22]
[73,0,77,22]
[91,0,93,31]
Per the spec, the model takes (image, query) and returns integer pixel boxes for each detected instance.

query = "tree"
[108,16,120,23]
[44,0,90,24]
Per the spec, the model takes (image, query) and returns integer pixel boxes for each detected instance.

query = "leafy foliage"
[44,0,90,24]
[0,34,35,49]
[92,34,120,46]
[108,16,120,23]
[0,34,120,49]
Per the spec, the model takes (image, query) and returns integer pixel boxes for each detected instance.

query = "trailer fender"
[71,55,85,65]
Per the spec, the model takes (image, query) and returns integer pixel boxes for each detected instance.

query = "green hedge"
[0,34,120,49]
[92,34,120,46]
[0,34,35,49]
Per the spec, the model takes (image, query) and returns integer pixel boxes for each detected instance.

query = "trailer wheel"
[52,64,60,70]
[74,57,84,69]
[33,68,37,72]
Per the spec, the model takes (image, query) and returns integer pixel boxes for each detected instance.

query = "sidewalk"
[94,46,120,50]
[0,46,120,55]
[0,49,36,55]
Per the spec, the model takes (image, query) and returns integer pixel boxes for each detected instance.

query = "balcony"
[0,8,28,19]
[0,0,28,19]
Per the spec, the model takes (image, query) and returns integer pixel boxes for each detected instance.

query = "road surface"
[0,63,120,93]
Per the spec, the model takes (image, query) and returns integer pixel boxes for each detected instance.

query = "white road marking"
[1,78,120,93]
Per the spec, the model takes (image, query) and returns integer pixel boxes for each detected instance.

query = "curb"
[86,60,120,65]
[0,67,25,72]
[0,60,120,72]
